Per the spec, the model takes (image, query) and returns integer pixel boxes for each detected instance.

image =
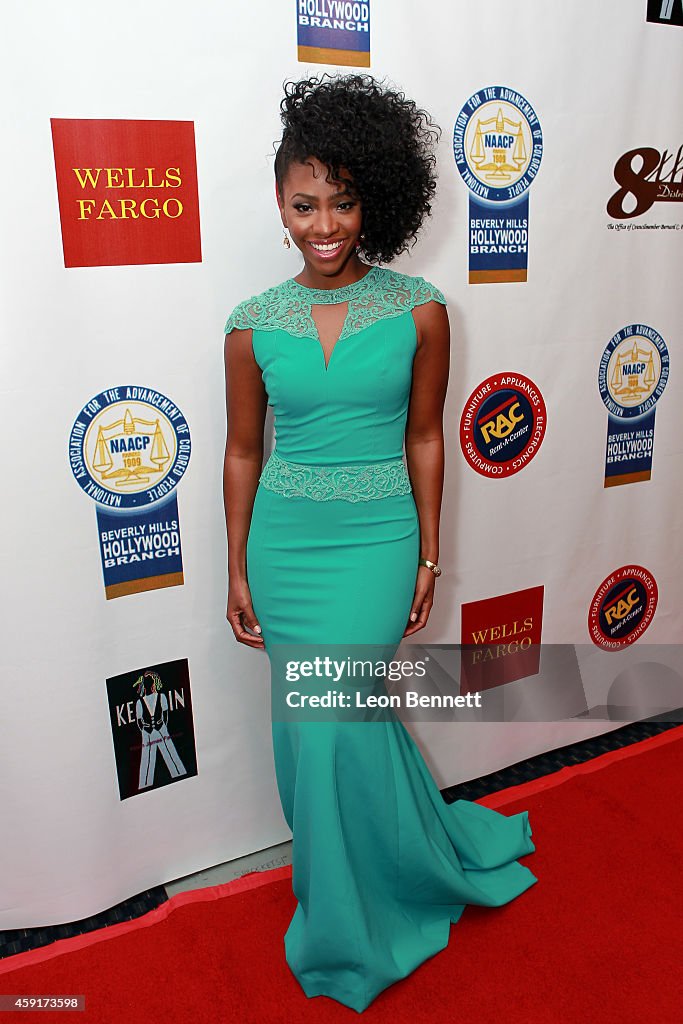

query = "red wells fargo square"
[50,118,202,268]
[460,584,544,693]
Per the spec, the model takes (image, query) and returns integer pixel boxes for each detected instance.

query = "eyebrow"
[290,189,354,201]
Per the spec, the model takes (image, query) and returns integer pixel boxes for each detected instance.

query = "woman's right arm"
[224,326,268,648]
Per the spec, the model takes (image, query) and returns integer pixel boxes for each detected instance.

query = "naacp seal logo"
[453,86,543,205]
[69,385,191,509]
[598,325,669,419]
[453,86,542,283]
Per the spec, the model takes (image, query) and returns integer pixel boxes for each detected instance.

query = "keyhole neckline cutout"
[291,265,377,372]
[309,300,350,372]
[289,263,377,304]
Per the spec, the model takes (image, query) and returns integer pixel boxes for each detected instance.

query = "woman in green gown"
[223,73,537,1013]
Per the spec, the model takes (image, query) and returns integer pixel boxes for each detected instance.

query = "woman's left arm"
[403,299,450,636]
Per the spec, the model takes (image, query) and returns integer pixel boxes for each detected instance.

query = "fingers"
[403,593,433,637]
[403,608,430,636]
[243,606,262,637]
[227,606,264,647]
[409,578,433,623]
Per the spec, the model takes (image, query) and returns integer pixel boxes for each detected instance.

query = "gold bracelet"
[418,558,442,577]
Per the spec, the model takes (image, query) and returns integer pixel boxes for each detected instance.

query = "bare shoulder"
[412,297,449,328]
[412,297,450,351]
[224,324,253,348]
[224,327,263,393]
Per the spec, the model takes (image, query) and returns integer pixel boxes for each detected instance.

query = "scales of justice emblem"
[467,106,530,187]
[453,87,542,284]
[86,405,175,492]
[69,386,191,597]
[606,338,661,411]
[598,325,669,487]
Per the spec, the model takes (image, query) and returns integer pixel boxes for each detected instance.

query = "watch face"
[434,566,442,577]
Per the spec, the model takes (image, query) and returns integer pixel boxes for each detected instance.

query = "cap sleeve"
[412,276,446,308]
[224,296,263,335]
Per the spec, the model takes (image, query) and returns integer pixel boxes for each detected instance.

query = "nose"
[312,208,338,238]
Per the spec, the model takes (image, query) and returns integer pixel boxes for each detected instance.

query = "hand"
[227,578,265,648]
[403,566,436,637]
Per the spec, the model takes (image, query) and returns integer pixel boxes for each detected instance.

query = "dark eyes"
[293,201,356,213]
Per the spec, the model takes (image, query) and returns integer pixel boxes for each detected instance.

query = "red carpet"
[2,727,681,1023]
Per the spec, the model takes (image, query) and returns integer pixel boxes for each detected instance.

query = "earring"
[282,229,291,249]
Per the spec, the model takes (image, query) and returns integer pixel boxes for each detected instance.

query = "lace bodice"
[224,265,445,342]
[224,265,446,500]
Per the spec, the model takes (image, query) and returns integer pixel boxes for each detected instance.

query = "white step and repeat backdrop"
[2,0,681,925]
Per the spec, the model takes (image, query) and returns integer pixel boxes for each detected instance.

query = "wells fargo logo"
[459,372,546,477]
[460,585,544,693]
[50,119,202,268]
[607,144,683,220]
[588,566,658,649]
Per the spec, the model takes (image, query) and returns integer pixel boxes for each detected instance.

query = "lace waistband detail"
[259,450,412,502]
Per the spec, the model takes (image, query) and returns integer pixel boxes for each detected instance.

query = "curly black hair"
[274,73,441,264]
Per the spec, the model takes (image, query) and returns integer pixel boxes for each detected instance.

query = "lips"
[307,239,346,259]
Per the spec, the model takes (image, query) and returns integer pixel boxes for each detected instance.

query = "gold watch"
[419,558,442,577]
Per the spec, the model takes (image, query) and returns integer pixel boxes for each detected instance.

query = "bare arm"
[224,326,268,647]
[403,299,450,635]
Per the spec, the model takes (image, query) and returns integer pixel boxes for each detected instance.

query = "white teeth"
[310,241,343,252]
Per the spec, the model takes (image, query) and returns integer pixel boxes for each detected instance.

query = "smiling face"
[277,156,364,284]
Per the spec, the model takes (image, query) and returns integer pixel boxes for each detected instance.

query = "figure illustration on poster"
[135,670,188,789]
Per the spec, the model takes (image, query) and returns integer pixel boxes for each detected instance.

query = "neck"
[294,254,370,291]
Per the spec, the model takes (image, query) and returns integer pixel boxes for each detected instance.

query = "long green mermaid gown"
[225,266,537,1013]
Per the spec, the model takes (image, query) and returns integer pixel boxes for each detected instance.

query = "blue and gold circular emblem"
[453,86,543,205]
[69,386,191,509]
[598,325,669,419]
